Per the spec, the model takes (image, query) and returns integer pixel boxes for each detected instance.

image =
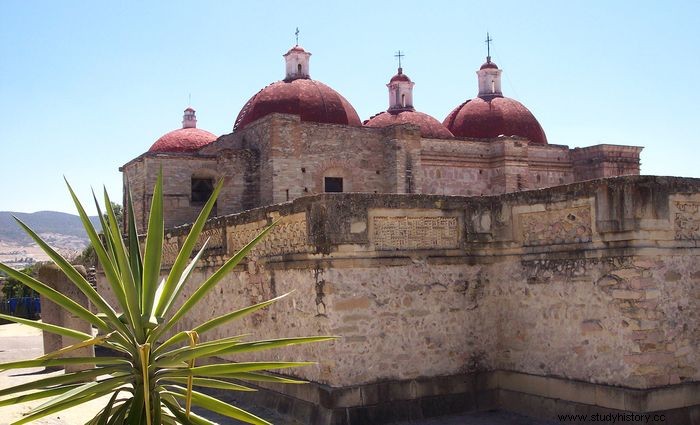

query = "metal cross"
[394,50,405,68]
[295,27,300,45]
[485,33,493,58]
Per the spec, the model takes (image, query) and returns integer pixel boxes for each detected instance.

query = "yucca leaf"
[11,217,116,332]
[65,179,132,338]
[32,377,126,414]
[154,340,240,367]
[153,292,289,355]
[107,399,131,425]
[153,179,224,319]
[0,313,92,342]
[0,385,81,408]
[152,222,276,343]
[140,172,163,318]
[137,343,153,425]
[153,390,162,425]
[161,414,178,425]
[156,336,335,368]
[198,336,338,359]
[103,188,144,342]
[92,390,123,425]
[40,332,116,360]
[125,385,144,424]
[0,366,125,398]
[162,377,255,392]
[154,333,249,360]
[165,387,271,425]
[0,356,128,371]
[158,361,314,379]
[0,263,107,332]
[125,183,144,300]
[193,292,289,336]
[11,387,121,425]
[161,396,216,425]
[225,371,308,384]
[152,237,210,333]
[91,188,118,268]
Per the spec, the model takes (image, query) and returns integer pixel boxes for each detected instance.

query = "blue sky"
[1,1,699,214]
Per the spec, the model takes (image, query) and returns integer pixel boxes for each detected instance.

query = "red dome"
[148,128,217,153]
[390,73,411,83]
[480,61,499,70]
[364,110,454,139]
[444,96,547,144]
[234,79,362,130]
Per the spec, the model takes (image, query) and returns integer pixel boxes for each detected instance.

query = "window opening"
[324,177,343,193]
[191,178,214,205]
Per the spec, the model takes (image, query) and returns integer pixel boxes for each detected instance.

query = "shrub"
[0,175,333,424]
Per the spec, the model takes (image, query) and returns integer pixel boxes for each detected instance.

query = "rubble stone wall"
[99,176,698,393]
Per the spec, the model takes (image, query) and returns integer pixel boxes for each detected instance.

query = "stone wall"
[121,150,257,231]
[572,144,643,181]
[98,176,699,396]
[122,115,642,236]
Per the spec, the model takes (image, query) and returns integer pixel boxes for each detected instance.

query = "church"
[121,42,641,230]
[109,42,700,424]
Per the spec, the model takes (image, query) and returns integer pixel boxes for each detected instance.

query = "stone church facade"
[108,44,700,424]
[121,44,641,231]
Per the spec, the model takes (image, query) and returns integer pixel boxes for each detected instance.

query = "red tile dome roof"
[444,96,547,144]
[364,110,454,139]
[148,127,217,153]
[389,69,412,83]
[234,79,361,130]
[480,60,499,70]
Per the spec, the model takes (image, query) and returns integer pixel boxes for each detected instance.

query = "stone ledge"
[222,369,700,425]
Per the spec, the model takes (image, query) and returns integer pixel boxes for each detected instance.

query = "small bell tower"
[476,33,503,98]
[182,107,197,129]
[284,29,311,81]
[387,51,415,111]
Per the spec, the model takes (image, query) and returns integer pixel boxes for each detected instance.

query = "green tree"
[1,266,39,300]
[0,176,334,424]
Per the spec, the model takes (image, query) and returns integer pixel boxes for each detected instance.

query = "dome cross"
[394,50,405,69]
[295,27,300,45]
[485,33,493,62]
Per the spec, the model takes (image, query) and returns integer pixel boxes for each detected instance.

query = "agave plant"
[0,175,333,424]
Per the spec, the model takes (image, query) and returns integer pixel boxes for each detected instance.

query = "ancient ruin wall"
[98,175,700,390]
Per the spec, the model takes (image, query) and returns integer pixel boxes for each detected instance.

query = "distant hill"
[0,211,100,244]
[0,211,101,269]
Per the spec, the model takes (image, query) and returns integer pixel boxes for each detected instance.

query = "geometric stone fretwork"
[520,205,592,246]
[161,238,180,267]
[194,226,226,252]
[161,226,225,267]
[674,201,700,240]
[372,216,459,250]
[227,213,310,257]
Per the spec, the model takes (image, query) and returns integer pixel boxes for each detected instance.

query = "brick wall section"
[123,114,642,231]
[572,144,643,181]
[98,175,700,390]
[121,150,256,231]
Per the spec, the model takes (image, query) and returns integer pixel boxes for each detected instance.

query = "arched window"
[297,63,302,74]
[401,94,406,107]
[191,177,214,206]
